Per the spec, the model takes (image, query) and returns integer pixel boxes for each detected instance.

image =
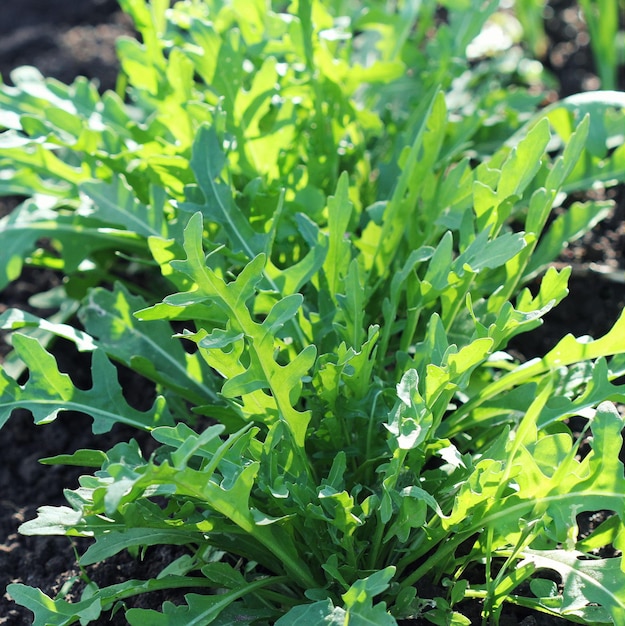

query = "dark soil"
[0,1,624,625]
[0,0,132,92]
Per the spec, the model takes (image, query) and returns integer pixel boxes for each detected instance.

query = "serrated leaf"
[364,89,445,274]
[450,307,625,431]
[276,571,398,626]
[0,334,172,432]
[520,550,625,622]
[181,125,266,258]
[546,91,625,153]
[345,602,398,626]
[341,567,397,625]
[512,92,625,193]
[0,197,146,290]
[335,259,367,348]
[168,213,316,447]
[7,584,101,626]
[185,18,221,85]
[80,175,166,238]
[110,421,318,591]
[537,359,625,427]
[79,282,217,405]
[127,592,272,626]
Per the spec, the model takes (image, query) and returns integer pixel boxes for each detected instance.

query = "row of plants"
[1,0,625,623]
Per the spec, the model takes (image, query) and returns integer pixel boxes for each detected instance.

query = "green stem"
[99,574,289,613]
[367,512,388,571]
[442,273,474,333]
[482,526,495,625]
[363,391,385,482]
[463,575,566,621]
[399,304,421,355]
[397,527,473,589]
[368,448,407,570]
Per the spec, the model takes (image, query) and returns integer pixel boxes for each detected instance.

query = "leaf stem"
[367,512,388,571]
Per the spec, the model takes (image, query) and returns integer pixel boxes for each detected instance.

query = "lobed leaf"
[0,334,172,433]
[79,282,218,406]
[520,550,624,623]
[181,125,267,258]
[0,198,144,291]
[6,585,101,626]
[167,212,316,447]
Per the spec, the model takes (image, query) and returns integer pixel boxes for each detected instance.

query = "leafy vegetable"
[1,0,625,624]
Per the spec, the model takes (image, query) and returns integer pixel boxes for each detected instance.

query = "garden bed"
[0,1,624,624]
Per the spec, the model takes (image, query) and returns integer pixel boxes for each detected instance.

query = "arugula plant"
[1,1,625,624]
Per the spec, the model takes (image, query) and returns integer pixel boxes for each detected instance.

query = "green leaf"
[200,562,247,589]
[0,334,172,432]
[153,422,226,469]
[341,567,398,625]
[3,2,625,624]
[40,449,107,467]
[10,577,238,626]
[449,307,625,432]
[0,308,97,352]
[79,282,218,405]
[168,213,316,448]
[18,506,84,536]
[275,599,346,625]
[497,118,551,200]
[323,171,354,299]
[544,114,590,193]
[387,369,433,450]
[0,139,89,190]
[526,201,613,276]
[79,528,200,566]
[0,198,144,290]
[547,91,625,154]
[277,571,398,625]
[513,92,625,193]
[184,18,221,85]
[335,259,367,348]
[181,125,266,258]
[520,550,625,623]
[7,584,102,626]
[454,228,527,274]
[80,175,166,239]
[363,89,446,274]
[537,359,625,428]
[128,598,270,626]
[107,422,319,591]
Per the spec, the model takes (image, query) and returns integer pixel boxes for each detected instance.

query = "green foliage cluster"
[1,0,625,623]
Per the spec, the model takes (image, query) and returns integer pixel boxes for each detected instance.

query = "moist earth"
[0,1,624,624]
